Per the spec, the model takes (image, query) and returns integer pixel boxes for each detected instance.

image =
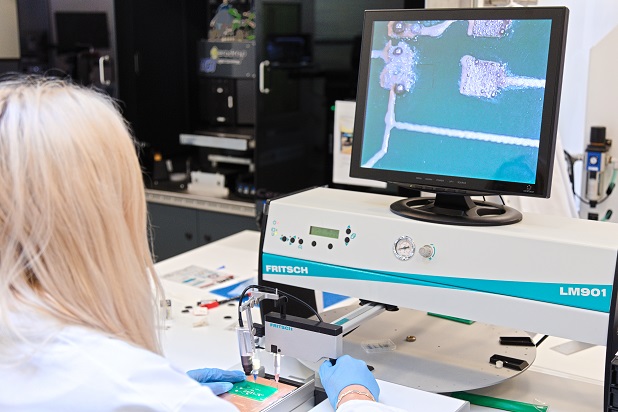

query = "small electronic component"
[489,354,529,371]
[499,336,535,346]
[361,339,396,354]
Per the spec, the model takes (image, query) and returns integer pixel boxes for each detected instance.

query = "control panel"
[268,216,437,265]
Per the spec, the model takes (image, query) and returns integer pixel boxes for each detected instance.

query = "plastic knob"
[419,245,434,259]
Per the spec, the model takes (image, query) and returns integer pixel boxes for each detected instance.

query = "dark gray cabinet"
[196,209,257,246]
[147,203,198,261]
[147,201,258,262]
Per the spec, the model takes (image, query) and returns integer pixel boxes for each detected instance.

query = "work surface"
[156,230,605,411]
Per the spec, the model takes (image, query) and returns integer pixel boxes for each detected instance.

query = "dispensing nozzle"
[237,327,254,376]
[251,355,261,383]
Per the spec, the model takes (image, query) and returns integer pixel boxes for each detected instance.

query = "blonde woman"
[0,75,243,410]
[0,75,402,412]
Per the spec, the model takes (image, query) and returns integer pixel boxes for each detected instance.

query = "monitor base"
[390,193,522,226]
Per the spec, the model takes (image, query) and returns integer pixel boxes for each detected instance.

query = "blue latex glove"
[186,368,246,395]
[319,355,380,409]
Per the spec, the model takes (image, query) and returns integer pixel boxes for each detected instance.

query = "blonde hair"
[0,75,162,357]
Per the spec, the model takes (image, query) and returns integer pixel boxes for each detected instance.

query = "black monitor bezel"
[350,7,569,198]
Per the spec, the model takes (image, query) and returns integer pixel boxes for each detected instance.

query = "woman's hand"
[186,368,246,395]
[319,355,380,409]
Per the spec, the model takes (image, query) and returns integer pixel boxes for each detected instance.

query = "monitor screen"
[350,7,568,225]
[55,12,110,53]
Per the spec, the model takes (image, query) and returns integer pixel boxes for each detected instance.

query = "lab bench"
[146,189,259,261]
[158,231,605,412]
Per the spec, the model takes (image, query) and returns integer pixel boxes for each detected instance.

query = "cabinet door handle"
[203,235,212,244]
[184,232,193,241]
[98,55,111,85]
[259,60,270,94]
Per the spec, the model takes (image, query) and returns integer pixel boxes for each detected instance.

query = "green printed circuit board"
[229,380,279,401]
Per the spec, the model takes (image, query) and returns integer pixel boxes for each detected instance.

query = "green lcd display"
[309,226,340,239]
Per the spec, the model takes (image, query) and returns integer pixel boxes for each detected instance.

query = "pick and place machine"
[255,187,618,410]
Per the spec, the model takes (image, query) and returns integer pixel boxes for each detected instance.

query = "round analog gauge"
[393,236,415,261]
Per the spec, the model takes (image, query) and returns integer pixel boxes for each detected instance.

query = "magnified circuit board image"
[360,19,552,185]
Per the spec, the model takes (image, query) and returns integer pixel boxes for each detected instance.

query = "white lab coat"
[0,324,238,411]
[0,323,400,412]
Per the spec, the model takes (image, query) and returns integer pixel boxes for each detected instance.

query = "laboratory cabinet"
[114,0,206,160]
[188,0,423,200]
[115,0,423,202]
[147,201,258,262]
[187,0,328,200]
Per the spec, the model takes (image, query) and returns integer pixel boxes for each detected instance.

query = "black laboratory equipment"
[174,0,426,201]
[54,12,113,88]
[564,126,615,221]
[182,0,328,201]
[585,127,613,205]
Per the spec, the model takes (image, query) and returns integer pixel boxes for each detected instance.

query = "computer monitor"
[350,7,569,226]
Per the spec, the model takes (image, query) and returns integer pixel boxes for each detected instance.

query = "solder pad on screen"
[228,380,278,401]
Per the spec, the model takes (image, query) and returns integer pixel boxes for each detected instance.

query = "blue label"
[262,253,612,313]
[269,323,293,331]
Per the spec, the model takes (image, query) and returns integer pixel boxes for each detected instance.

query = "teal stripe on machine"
[262,253,461,289]
[262,253,612,313]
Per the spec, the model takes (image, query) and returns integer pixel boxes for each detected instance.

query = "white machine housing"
[260,187,618,346]
[264,312,343,363]
[259,187,618,410]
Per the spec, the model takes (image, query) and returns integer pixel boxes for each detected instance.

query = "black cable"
[564,150,576,193]
[237,285,255,327]
[535,334,549,347]
[259,285,324,322]
[563,150,591,205]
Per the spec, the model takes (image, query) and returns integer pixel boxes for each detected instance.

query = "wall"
[0,0,20,59]
[580,20,618,220]
[536,1,618,220]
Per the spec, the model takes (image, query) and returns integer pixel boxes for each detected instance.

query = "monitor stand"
[390,192,522,226]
